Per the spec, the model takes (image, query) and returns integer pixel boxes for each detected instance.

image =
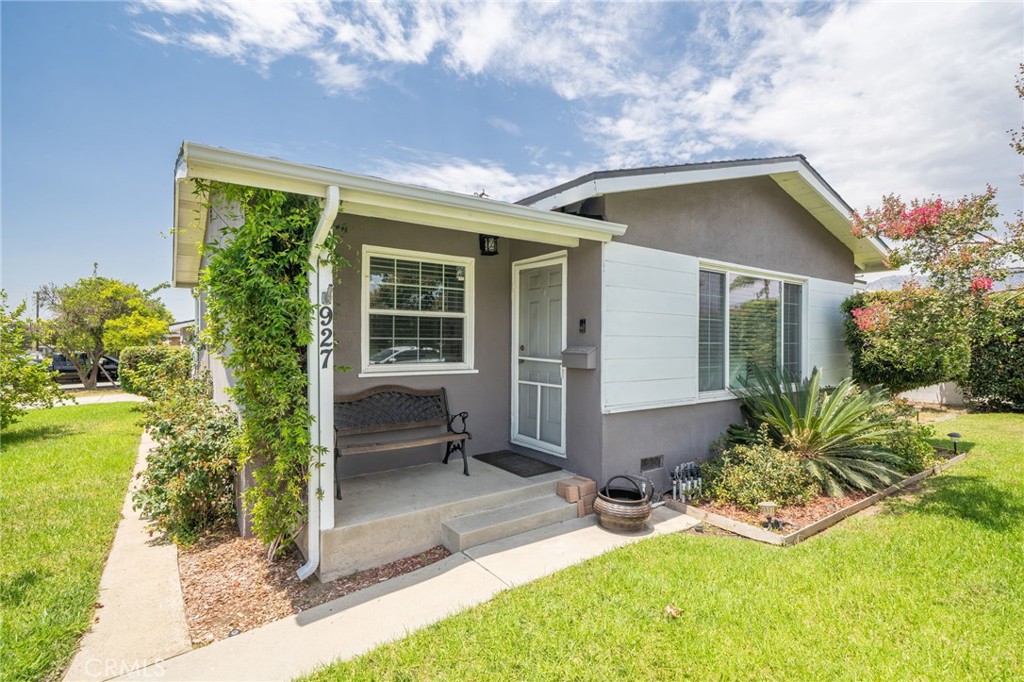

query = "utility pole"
[33,290,41,352]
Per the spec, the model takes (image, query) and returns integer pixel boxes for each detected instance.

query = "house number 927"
[319,306,334,370]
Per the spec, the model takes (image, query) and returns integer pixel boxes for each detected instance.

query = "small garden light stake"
[759,501,778,530]
[948,432,962,455]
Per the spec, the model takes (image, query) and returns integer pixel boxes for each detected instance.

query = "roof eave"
[172,143,628,288]
[520,157,890,273]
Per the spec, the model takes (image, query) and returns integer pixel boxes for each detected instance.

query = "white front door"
[512,254,567,456]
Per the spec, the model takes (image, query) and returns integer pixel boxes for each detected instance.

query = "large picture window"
[362,247,474,373]
[698,268,803,392]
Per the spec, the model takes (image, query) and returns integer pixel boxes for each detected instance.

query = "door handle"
[519,344,525,351]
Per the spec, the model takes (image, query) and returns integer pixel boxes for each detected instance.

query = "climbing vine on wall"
[196,181,343,557]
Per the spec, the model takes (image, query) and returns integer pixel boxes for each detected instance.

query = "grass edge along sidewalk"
[1,403,142,682]
[304,413,1024,682]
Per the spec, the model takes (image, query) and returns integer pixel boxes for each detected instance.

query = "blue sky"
[3,1,1022,321]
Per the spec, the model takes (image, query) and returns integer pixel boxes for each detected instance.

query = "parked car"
[49,353,119,383]
[369,346,443,364]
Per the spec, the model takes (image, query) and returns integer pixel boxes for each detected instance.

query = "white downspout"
[297,185,340,581]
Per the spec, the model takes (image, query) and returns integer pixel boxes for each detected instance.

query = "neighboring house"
[171,143,889,580]
[164,319,195,346]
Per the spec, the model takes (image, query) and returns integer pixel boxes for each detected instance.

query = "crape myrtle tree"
[843,66,1024,392]
[40,273,172,389]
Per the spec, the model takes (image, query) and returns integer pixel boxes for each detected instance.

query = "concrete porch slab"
[320,461,569,580]
[334,460,567,527]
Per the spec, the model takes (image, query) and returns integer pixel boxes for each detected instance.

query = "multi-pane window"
[364,248,473,371]
[698,271,726,392]
[698,269,803,392]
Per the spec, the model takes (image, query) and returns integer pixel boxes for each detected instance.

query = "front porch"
[318,458,575,581]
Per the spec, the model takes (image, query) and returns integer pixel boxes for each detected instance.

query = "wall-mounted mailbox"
[561,345,597,370]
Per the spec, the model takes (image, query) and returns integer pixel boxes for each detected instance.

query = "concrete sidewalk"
[67,391,147,406]
[116,507,697,681]
[64,432,191,682]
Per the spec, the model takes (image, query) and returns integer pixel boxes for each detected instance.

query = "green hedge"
[841,289,970,393]
[119,345,192,399]
[962,296,1024,412]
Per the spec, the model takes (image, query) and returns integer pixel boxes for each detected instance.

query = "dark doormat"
[474,450,561,477]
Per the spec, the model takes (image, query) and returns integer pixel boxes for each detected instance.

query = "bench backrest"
[335,385,450,436]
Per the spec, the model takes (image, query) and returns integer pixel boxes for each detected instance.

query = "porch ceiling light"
[479,234,499,257]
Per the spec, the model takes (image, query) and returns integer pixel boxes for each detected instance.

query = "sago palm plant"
[727,366,907,496]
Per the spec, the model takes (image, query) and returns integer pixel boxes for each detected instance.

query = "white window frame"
[696,258,808,402]
[359,245,476,377]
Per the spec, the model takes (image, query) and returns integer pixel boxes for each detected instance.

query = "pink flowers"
[851,306,889,331]
[970,277,994,292]
[853,196,948,241]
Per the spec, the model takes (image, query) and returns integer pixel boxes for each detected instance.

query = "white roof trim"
[523,158,890,273]
[172,143,627,287]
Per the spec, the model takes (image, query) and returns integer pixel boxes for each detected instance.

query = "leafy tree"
[843,67,1024,389]
[1,291,72,429]
[39,274,172,388]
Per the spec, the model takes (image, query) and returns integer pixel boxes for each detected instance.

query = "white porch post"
[298,185,340,580]
[312,261,336,530]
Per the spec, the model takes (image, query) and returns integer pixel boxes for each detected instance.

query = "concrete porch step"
[441,493,578,552]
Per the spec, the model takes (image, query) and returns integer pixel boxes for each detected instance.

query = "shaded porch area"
[319,458,575,581]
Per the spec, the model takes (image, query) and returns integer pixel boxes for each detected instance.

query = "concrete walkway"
[64,433,192,682]
[67,391,147,406]
[115,507,697,682]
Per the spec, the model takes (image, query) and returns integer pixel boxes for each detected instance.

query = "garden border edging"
[670,453,967,546]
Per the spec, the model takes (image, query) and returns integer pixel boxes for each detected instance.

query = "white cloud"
[134,1,1023,212]
[586,2,1023,210]
[370,152,587,203]
[487,117,522,136]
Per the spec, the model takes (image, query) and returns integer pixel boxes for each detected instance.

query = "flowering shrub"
[132,372,239,544]
[842,286,972,393]
[970,277,994,293]
[850,306,890,332]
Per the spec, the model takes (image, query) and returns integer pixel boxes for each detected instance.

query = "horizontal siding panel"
[604,335,697,361]
[603,377,699,409]
[604,287,696,314]
[602,243,700,412]
[603,357,696,383]
[604,261,694,294]
[605,242,700,272]
[604,310,696,339]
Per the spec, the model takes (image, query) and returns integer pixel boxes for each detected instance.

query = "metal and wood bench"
[333,385,471,499]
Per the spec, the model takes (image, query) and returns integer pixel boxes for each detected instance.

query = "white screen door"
[512,255,566,456]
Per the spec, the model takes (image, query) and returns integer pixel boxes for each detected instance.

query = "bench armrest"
[447,411,471,438]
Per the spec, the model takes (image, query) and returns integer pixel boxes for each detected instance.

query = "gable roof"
[518,155,890,272]
[172,142,628,287]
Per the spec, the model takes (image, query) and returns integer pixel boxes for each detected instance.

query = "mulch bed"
[178,528,449,646]
[692,492,870,534]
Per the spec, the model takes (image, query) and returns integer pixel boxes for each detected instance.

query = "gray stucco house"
[172,143,888,580]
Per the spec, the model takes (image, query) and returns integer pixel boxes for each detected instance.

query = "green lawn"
[306,414,1024,682]
[1,403,142,682]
